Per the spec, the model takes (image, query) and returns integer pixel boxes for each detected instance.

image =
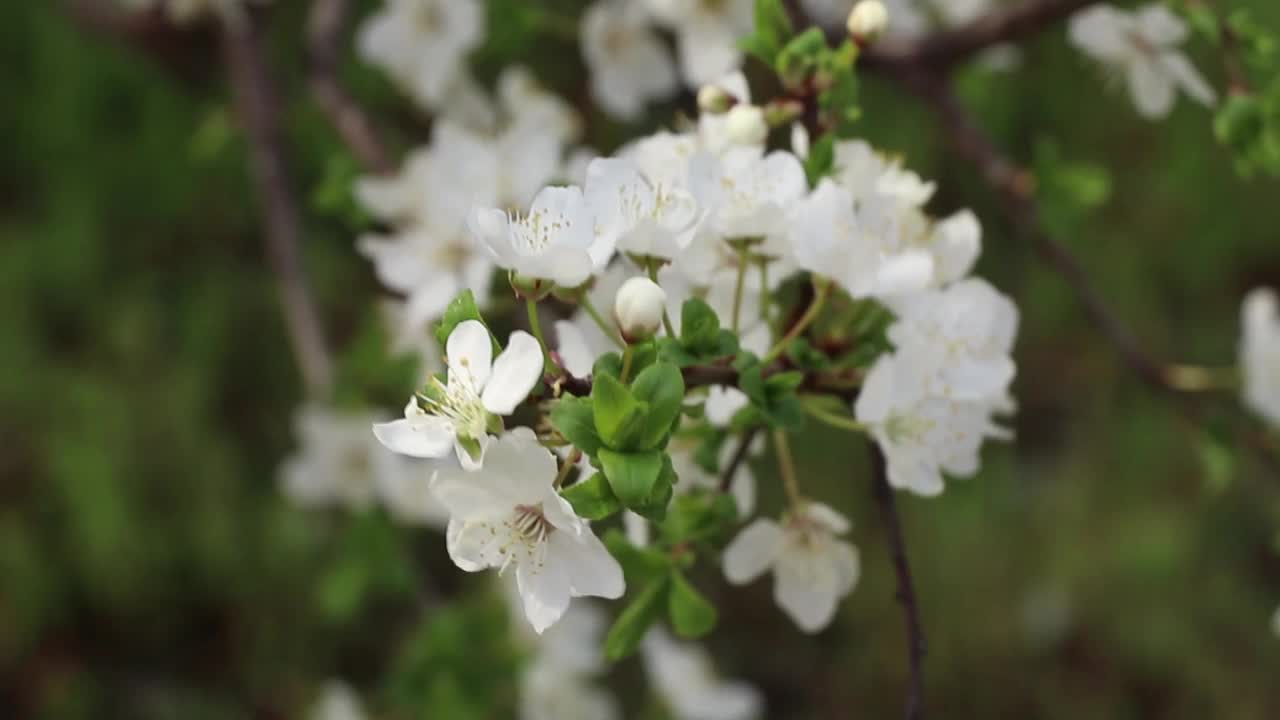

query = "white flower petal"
[1128,58,1176,119]
[723,519,784,584]
[554,320,595,378]
[447,320,494,389]
[482,331,544,415]
[372,416,453,459]
[553,530,626,600]
[518,556,573,634]
[1161,52,1216,107]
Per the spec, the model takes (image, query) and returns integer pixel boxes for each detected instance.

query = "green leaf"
[680,298,721,353]
[605,575,671,661]
[593,352,623,380]
[603,529,672,584]
[668,571,718,638]
[776,28,827,88]
[550,395,602,456]
[560,473,621,520]
[434,291,486,348]
[739,0,794,66]
[629,362,686,449]
[660,490,739,546]
[598,448,665,511]
[765,370,805,393]
[804,132,836,187]
[592,374,645,447]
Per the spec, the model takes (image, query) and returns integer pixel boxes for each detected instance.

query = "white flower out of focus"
[641,627,764,720]
[469,185,615,288]
[581,0,679,120]
[847,0,889,40]
[357,0,484,110]
[1241,288,1280,427]
[645,0,754,87]
[1068,3,1217,119]
[614,277,669,341]
[723,502,860,632]
[430,428,625,633]
[309,681,366,720]
[373,320,543,470]
[723,104,769,147]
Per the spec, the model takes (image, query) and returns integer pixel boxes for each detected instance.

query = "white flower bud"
[847,0,889,40]
[613,277,667,342]
[697,84,734,114]
[724,104,768,147]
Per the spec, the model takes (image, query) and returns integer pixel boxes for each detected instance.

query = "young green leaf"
[598,448,665,511]
[559,473,621,521]
[668,570,718,638]
[550,395,602,456]
[680,298,721,353]
[592,374,645,447]
[605,575,671,661]
[603,529,672,584]
[629,362,686,449]
[434,291,487,348]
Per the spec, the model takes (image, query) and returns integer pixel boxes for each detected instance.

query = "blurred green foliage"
[3,0,1280,718]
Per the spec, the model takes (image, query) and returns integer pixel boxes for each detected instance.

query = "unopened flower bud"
[763,99,804,129]
[697,84,734,114]
[847,0,889,41]
[613,277,667,342]
[724,104,768,146]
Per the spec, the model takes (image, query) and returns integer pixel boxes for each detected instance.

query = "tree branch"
[862,0,1093,69]
[719,428,759,493]
[222,10,335,398]
[306,0,395,174]
[869,444,926,720]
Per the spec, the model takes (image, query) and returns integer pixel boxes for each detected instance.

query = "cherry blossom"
[641,627,763,720]
[581,0,678,119]
[357,0,484,110]
[646,0,754,88]
[1241,288,1280,427]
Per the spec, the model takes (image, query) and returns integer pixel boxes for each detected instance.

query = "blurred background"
[3,0,1280,718]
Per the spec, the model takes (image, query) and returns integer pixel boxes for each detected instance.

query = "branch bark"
[222,10,335,398]
[869,444,926,720]
[307,0,394,174]
[862,0,1093,69]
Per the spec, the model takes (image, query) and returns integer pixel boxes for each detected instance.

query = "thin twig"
[719,427,759,493]
[222,9,335,398]
[1188,0,1252,95]
[306,0,394,174]
[869,444,926,720]
[863,0,1093,69]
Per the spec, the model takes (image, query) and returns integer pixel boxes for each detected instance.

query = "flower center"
[512,503,554,543]
[885,412,937,445]
[508,207,572,255]
[422,369,488,439]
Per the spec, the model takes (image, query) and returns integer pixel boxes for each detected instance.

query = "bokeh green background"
[3,1,1280,717]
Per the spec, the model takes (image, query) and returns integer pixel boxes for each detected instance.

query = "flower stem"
[731,246,749,333]
[772,429,803,509]
[554,449,581,489]
[763,277,830,364]
[647,261,677,338]
[581,296,626,350]
[803,400,868,433]
[526,298,555,374]
[757,258,770,324]
[620,345,635,384]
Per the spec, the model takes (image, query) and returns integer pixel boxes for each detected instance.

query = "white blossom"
[357,0,484,110]
[373,321,543,470]
[469,185,615,288]
[723,502,860,632]
[520,658,621,720]
[614,277,669,341]
[686,147,808,269]
[431,429,624,632]
[309,680,366,720]
[281,405,399,511]
[1069,3,1216,119]
[581,0,678,119]
[1241,288,1280,427]
[646,0,754,88]
[641,627,763,720]
[584,157,700,260]
[847,0,889,40]
[855,350,1011,496]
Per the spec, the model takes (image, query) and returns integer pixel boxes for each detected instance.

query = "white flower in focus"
[1241,288,1280,427]
[373,321,543,470]
[357,0,484,110]
[1068,3,1216,119]
[469,185,614,288]
[687,147,808,263]
[646,0,754,87]
[310,681,366,720]
[642,627,763,720]
[585,157,699,260]
[431,429,625,633]
[614,277,669,341]
[581,0,679,119]
[723,502,860,632]
[885,277,1019,402]
[855,351,1011,496]
[282,405,401,512]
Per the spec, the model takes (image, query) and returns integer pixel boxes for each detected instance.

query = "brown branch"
[869,444,926,720]
[1188,0,1252,95]
[862,0,1093,69]
[306,0,395,174]
[718,427,759,493]
[222,9,335,398]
